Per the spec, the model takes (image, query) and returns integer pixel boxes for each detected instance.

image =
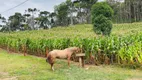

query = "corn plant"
[0,32,142,65]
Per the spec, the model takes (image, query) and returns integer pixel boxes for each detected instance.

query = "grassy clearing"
[0,22,142,39]
[0,49,142,80]
[112,22,142,36]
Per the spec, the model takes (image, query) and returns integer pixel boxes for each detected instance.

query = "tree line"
[0,0,142,32]
[0,0,98,32]
[107,0,142,23]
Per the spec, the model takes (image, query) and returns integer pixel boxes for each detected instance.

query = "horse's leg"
[48,56,55,71]
[51,63,54,71]
[51,58,55,71]
[67,56,71,67]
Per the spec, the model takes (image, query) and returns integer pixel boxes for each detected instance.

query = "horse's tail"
[46,54,53,64]
[46,58,48,62]
[46,53,50,63]
[45,48,49,63]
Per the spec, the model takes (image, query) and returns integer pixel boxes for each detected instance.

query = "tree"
[106,0,121,23]
[26,8,40,30]
[0,14,6,24]
[66,0,74,25]
[106,0,142,23]
[91,2,113,35]
[124,0,142,22]
[0,14,1,20]
[24,13,31,22]
[8,12,24,31]
[1,17,6,23]
[37,11,50,29]
[49,12,56,27]
[23,13,31,30]
[0,15,8,32]
[73,0,98,23]
[54,2,69,26]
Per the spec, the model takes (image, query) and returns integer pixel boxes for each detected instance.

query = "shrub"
[91,2,113,35]
[93,15,112,35]
[91,2,114,22]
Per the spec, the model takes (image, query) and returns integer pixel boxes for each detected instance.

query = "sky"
[0,0,104,19]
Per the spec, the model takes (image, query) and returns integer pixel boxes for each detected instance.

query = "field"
[0,49,142,80]
[0,22,142,80]
[0,23,142,65]
[0,22,142,39]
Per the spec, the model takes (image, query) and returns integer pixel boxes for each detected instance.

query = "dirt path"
[0,77,17,80]
[0,72,17,80]
[127,78,142,80]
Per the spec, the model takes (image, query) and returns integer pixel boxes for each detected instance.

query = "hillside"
[0,22,142,39]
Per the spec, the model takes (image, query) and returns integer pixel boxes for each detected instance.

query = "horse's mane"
[65,47,79,52]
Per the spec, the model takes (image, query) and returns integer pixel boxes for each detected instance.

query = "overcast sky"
[0,0,104,19]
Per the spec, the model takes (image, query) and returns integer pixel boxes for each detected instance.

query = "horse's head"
[72,47,81,53]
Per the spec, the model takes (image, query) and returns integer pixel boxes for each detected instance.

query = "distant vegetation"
[0,0,142,32]
[0,0,98,32]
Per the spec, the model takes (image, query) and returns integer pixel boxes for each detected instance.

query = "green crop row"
[0,33,142,65]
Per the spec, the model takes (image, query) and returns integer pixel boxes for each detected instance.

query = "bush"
[91,2,114,22]
[91,2,113,35]
[93,15,112,35]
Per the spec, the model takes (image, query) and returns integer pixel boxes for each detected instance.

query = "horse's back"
[49,50,68,58]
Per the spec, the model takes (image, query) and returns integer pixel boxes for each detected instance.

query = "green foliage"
[8,12,24,31]
[93,15,112,35]
[36,11,50,29]
[23,24,30,30]
[91,2,114,21]
[55,2,69,26]
[91,2,113,35]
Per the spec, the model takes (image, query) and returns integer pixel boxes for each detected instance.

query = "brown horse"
[46,47,80,71]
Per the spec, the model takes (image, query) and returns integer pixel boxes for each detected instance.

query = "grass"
[112,22,142,36]
[0,49,142,80]
[0,22,142,39]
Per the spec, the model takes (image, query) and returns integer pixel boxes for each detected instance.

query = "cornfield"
[0,32,142,65]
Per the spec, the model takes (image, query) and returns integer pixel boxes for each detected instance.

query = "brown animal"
[46,47,80,71]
